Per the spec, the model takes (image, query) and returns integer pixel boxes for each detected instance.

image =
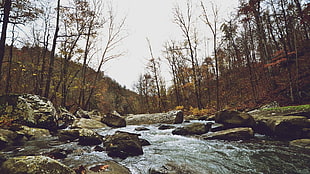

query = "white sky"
[103,0,239,90]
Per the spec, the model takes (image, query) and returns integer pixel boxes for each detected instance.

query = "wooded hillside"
[0,46,140,114]
[1,0,310,115]
[135,0,310,114]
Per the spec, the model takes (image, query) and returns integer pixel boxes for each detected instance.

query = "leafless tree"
[84,5,127,109]
[173,0,203,109]
[200,1,220,110]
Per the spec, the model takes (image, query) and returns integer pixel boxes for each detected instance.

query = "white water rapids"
[2,121,310,174]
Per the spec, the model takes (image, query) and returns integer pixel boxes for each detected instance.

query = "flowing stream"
[2,121,310,174]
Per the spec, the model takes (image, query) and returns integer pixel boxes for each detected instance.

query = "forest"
[0,0,310,115]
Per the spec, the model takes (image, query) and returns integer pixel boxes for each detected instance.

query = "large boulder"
[0,129,20,149]
[255,115,310,139]
[101,113,126,127]
[201,127,254,141]
[81,160,131,174]
[289,139,310,149]
[126,110,183,125]
[75,108,91,118]
[71,118,108,129]
[149,162,200,174]
[103,131,143,159]
[0,155,75,174]
[215,110,256,128]
[172,123,211,135]
[0,94,57,130]
[75,108,102,121]
[58,128,103,146]
[57,107,76,129]
[16,126,51,140]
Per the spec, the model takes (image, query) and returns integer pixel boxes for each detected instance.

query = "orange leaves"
[183,82,194,89]
[264,58,287,67]
[264,50,296,68]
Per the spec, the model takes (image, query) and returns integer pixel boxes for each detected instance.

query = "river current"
[2,121,310,174]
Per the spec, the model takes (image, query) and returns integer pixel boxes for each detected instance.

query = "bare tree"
[79,0,103,108]
[173,0,203,109]
[164,40,181,107]
[200,1,220,110]
[44,0,60,98]
[84,5,127,109]
[146,38,163,112]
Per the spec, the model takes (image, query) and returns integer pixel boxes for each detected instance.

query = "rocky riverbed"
[0,94,310,173]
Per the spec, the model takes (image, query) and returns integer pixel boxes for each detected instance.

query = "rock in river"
[289,139,310,149]
[215,110,256,128]
[172,123,211,135]
[254,115,310,139]
[126,110,183,125]
[58,128,103,146]
[201,127,254,141]
[101,113,126,127]
[0,94,57,130]
[149,162,199,174]
[16,126,51,140]
[71,118,108,129]
[0,128,22,149]
[82,160,131,174]
[57,107,76,129]
[103,131,144,159]
[0,155,75,174]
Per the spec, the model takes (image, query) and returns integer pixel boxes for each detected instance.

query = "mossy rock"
[85,160,131,174]
[0,156,75,174]
[58,128,103,146]
[0,94,57,130]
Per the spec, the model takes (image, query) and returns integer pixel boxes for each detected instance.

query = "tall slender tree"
[200,1,220,110]
[44,0,60,98]
[173,0,203,109]
[0,0,12,79]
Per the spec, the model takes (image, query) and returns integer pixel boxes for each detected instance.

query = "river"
[2,121,310,174]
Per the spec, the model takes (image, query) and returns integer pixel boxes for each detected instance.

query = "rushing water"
[2,121,310,174]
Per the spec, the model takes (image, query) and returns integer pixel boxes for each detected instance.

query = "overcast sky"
[103,0,239,90]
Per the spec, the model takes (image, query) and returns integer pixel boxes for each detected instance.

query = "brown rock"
[172,123,211,135]
[84,160,131,174]
[72,118,108,129]
[101,113,126,127]
[201,127,254,141]
[255,116,310,139]
[103,131,143,159]
[215,110,256,128]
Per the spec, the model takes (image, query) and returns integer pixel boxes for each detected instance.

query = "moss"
[0,156,75,174]
[262,104,310,112]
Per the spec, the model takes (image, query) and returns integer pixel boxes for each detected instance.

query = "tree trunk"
[5,24,15,94]
[0,0,12,79]
[79,20,93,108]
[44,0,60,98]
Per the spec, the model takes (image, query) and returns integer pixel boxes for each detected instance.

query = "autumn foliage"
[1,0,310,115]
[135,0,310,114]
